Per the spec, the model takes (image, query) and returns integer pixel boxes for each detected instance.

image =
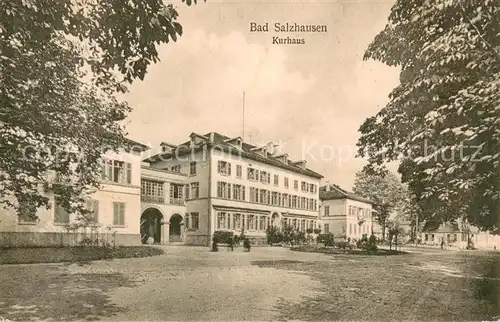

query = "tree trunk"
[382,224,386,241]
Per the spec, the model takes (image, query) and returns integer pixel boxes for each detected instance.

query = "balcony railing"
[170,198,185,205]
[141,195,165,204]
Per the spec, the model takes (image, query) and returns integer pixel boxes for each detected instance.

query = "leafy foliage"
[356,234,378,252]
[0,0,199,220]
[357,0,500,232]
[353,171,407,239]
[266,225,284,245]
[317,233,335,247]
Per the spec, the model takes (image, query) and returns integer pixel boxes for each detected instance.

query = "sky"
[122,0,400,190]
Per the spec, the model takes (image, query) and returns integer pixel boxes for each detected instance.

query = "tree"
[357,0,500,232]
[0,0,200,220]
[353,171,406,240]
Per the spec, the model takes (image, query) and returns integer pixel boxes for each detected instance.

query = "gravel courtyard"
[0,246,498,321]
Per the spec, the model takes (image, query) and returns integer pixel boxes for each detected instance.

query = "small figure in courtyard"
[211,236,219,252]
[441,238,445,249]
[243,238,251,252]
[228,237,234,251]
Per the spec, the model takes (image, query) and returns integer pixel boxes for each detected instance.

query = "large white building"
[144,132,324,246]
[319,184,374,241]
[0,132,324,247]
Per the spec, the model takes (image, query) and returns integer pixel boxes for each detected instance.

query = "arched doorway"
[169,213,183,243]
[140,208,164,244]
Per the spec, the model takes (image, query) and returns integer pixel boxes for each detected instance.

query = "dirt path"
[0,246,498,321]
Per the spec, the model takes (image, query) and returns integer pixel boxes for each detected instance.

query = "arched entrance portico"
[140,208,164,244]
[169,213,183,243]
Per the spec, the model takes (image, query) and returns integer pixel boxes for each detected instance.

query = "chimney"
[209,132,215,143]
[325,181,330,191]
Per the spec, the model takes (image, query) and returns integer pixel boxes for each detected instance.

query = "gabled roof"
[144,132,323,179]
[319,184,374,204]
[421,221,480,234]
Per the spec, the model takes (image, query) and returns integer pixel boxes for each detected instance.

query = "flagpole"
[242,92,245,141]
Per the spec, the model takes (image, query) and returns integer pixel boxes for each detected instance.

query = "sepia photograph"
[0,0,499,320]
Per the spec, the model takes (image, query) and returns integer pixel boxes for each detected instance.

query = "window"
[170,184,184,204]
[190,161,197,175]
[233,184,246,201]
[284,177,289,188]
[292,196,297,208]
[349,224,352,235]
[85,199,99,223]
[274,174,279,185]
[247,215,255,230]
[301,219,305,231]
[233,213,242,230]
[250,187,258,203]
[141,180,165,203]
[283,193,289,207]
[259,216,266,231]
[113,202,125,226]
[190,182,200,199]
[272,192,278,205]
[324,205,330,216]
[293,180,298,190]
[217,212,227,229]
[54,197,70,224]
[217,161,231,175]
[300,197,306,209]
[171,165,181,172]
[324,224,330,234]
[217,182,231,199]
[102,159,132,184]
[190,213,199,230]
[236,165,242,178]
[260,189,268,204]
[425,234,429,241]
[247,167,259,181]
[301,182,307,192]
[260,171,270,184]
[309,184,315,193]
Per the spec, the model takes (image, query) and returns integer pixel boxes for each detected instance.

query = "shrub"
[79,237,94,247]
[313,228,321,234]
[282,224,294,244]
[336,241,350,250]
[266,225,284,245]
[317,233,335,247]
[357,234,378,252]
[306,228,313,234]
[213,231,234,244]
[295,230,307,245]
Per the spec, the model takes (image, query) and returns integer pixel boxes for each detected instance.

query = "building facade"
[144,132,323,246]
[0,144,149,247]
[319,184,374,241]
[0,132,325,247]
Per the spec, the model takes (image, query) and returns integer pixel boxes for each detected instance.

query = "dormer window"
[224,137,243,149]
[189,133,209,147]
[250,146,268,157]
[293,160,307,169]
[273,153,289,163]
[160,142,176,153]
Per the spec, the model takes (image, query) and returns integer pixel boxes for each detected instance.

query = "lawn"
[253,250,500,321]
[0,246,164,265]
[0,246,499,321]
